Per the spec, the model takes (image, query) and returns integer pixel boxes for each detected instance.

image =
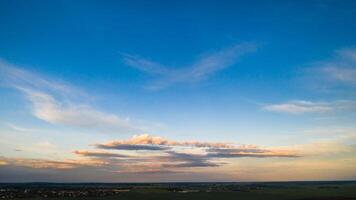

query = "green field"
[3,181,356,200]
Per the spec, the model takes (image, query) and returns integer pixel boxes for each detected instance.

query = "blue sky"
[1,0,356,182]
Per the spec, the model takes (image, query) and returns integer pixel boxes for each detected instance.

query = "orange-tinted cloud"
[96,134,234,150]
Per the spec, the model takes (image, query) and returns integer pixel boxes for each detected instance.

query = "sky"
[0,0,356,182]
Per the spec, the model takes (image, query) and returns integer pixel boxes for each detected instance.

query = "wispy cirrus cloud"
[20,87,135,131]
[305,47,356,88]
[7,123,41,133]
[122,43,257,89]
[320,67,356,85]
[265,47,356,116]
[263,100,356,114]
[0,59,82,97]
[0,59,142,133]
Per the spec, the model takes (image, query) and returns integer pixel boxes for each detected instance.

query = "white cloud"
[0,59,141,133]
[7,123,40,133]
[122,43,257,89]
[320,66,356,84]
[20,88,134,131]
[307,47,356,87]
[337,48,356,62]
[263,100,356,114]
[0,59,82,97]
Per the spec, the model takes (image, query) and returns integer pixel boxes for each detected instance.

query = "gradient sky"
[1,0,356,182]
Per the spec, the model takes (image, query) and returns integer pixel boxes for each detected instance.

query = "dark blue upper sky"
[1,0,355,79]
[0,0,355,100]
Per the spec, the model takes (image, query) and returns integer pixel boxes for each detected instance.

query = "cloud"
[73,150,130,158]
[320,67,356,84]
[266,47,356,115]
[97,144,170,151]
[277,140,356,157]
[206,148,300,158]
[306,47,356,88]
[207,147,269,154]
[7,123,40,132]
[0,134,304,181]
[92,134,300,170]
[0,156,102,169]
[338,48,356,61]
[95,134,233,150]
[263,100,356,114]
[161,151,220,168]
[0,163,233,182]
[122,43,257,89]
[162,162,219,168]
[0,59,141,133]
[20,88,136,131]
[4,136,351,175]
[0,59,81,97]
